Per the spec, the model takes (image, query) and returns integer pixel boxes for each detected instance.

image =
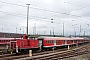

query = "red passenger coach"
[38,37,90,51]
[38,37,67,50]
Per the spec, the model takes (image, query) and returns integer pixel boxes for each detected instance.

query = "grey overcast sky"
[0,0,90,36]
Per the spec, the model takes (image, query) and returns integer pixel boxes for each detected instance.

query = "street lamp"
[63,23,64,36]
[80,24,83,37]
[2,27,3,32]
[33,23,36,35]
[51,18,54,36]
[26,4,30,36]
[72,24,77,37]
[16,27,17,33]
[87,24,89,36]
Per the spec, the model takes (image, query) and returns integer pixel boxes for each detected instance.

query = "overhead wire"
[0,0,83,18]
[1,0,89,34]
[59,0,90,11]
[0,1,26,7]
[0,0,90,24]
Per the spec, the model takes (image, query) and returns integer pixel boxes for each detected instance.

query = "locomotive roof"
[38,37,86,40]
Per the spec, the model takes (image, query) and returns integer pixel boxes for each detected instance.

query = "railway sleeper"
[43,55,58,60]
[39,58,46,60]
[58,57,63,59]
[51,58,58,60]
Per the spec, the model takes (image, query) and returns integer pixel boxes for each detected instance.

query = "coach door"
[38,39,43,50]
[54,40,56,46]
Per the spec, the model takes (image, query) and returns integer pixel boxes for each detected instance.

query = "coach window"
[50,40,51,43]
[64,40,65,43]
[46,41,48,44]
[71,40,73,42]
[56,40,57,43]
[49,40,51,43]
[74,40,77,42]
[48,40,50,43]
[58,41,59,43]
[52,40,53,43]
[51,40,52,43]
[46,40,49,44]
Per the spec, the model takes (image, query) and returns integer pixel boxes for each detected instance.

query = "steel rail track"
[15,44,90,60]
[0,43,90,60]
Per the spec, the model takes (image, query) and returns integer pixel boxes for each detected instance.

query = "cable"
[60,0,85,8]
[1,9,90,26]
[59,0,90,11]
[0,0,90,21]
[15,0,26,4]
[0,0,82,18]
[0,1,26,7]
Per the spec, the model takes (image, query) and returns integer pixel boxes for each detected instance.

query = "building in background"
[0,32,25,38]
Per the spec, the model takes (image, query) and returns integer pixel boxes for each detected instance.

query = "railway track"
[0,48,68,60]
[16,44,90,60]
[0,43,89,60]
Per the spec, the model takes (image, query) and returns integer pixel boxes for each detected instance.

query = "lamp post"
[26,4,30,36]
[16,27,17,33]
[63,23,64,36]
[2,27,3,32]
[83,31,85,38]
[51,19,54,36]
[72,24,77,37]
[80,25,81,36]
[33,23,36,35]
[87,24,89,37]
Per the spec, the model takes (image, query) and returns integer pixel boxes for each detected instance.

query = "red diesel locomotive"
[0,35,89,53]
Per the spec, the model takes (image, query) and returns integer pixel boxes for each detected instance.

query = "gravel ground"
[63,53,90,60]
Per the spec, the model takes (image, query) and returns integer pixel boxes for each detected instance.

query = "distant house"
[0,32,24,38]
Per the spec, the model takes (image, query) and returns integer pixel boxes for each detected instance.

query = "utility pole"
[26,4,30,36]
[80,25,81,37]
[53,27,54,36]
[84,31,85,37]
[63,23,64,36]
[50,30,51,35]
[51,18,54,37]
[16,27,17,33]
[74,27,76,37]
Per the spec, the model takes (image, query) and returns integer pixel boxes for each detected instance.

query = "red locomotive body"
[16,39,38,49]
[0,37,39,53]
